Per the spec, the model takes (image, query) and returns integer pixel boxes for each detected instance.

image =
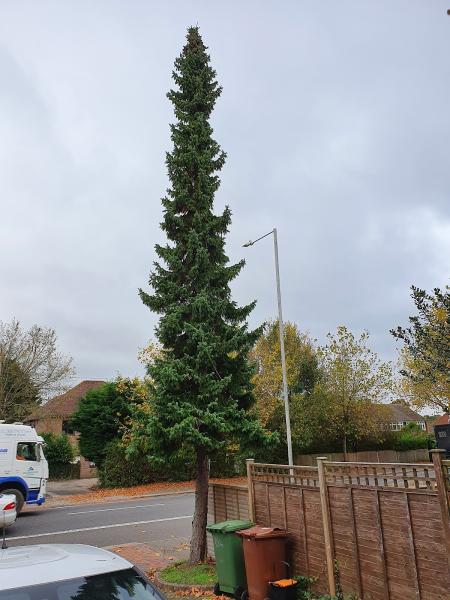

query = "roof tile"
[27,380,106,420]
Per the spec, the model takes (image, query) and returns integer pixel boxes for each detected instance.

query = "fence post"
[317,457,336,597]
[246,458,255,522]
[431,449,450,572]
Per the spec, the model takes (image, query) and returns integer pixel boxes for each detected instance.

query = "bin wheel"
[213,583,221,596]
[234,587,244,600]
[241,591,249,600]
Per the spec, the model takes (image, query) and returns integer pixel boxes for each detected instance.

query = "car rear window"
[0,568,164,600]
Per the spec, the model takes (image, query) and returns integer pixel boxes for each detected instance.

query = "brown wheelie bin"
[238,525,288,600]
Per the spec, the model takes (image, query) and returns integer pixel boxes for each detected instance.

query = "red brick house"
[26,380,105,478]
[433,413,450,427]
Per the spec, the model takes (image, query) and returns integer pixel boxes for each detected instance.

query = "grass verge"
[159,561,216,586]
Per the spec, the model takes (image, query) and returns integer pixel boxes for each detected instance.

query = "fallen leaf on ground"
[45,477,246,507]
[175,543,189,551]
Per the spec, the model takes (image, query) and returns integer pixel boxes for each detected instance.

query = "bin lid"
[206,519,254,533]
[237,525,287,539]
[270,580,298,588]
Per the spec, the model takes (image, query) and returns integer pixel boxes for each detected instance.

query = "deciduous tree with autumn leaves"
[251,323,393,458]
[392,286,449,412]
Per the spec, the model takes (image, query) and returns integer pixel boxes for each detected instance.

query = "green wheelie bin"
[207,519,253,599]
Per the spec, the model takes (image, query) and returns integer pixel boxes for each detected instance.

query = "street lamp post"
[243,228,294,467]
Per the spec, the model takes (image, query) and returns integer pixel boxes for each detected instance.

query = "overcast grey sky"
[0,1,449,382]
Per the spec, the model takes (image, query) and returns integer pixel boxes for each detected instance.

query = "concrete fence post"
[431,449,450,574]
[246,458,255,522]
[317,457,336,596]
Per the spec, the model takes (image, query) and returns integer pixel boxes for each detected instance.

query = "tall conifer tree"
[140,27,264,562]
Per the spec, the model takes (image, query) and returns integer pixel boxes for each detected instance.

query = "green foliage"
[392,286,449,412]
[294,574,359,600]
[392,422,434,451]
[137,27,274,561]
[250,321,320,430]
[291,383,339,453]
[42,432,76,480]
[392,286,449,381]
[159,561,216,585]
[47,462,80,480]
[294,575,316,598]
[99,440,197,488]
[71,378,145,469]
[99,440,159,488]
[209,445,242,477]
[334,560,344,600]
[42,432,75,464]
[313,326,393,455]
[250,323,397,457]
[137,26,270,470]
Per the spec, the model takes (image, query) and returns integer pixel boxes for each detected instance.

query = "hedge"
[98,441,197,488]
[41,432,77,480]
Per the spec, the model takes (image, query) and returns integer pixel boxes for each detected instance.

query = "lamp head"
[242,241,254,248]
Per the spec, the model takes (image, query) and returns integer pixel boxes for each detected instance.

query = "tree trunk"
[343,434,347,462]
[189,449,209,564]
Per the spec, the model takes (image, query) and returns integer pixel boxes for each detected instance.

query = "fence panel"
[209,458,450,599]
[321,459,449,599]
[251,458,449,599]
[207,483,249,557]
[250,464,327,592]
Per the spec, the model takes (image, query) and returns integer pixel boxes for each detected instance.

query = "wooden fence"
[207,483,249,557]
[295,448,430,466]
[208,450,450,600]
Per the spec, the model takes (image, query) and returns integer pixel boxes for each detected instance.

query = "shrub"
[98,440,161,488]
[392,422,433,451]
[210,444,248,478]
[98,440,197,488]
[42,432,76,480]
[71,380,136,467]
[42,432,75,464]
[48,462,80,480]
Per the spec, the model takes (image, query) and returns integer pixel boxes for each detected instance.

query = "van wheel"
[1,489,24,514]
[241,591,249,600]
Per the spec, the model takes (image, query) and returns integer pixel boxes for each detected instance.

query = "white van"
[0,423,48,513]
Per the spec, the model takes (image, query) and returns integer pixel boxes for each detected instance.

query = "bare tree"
[0,319,75,422]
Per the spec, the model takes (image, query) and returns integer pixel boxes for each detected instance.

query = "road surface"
[6,493,194,550]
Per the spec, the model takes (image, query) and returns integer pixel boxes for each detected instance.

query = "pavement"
[109,542,189,574]
[46,478,99,497]
[7,493,194,555]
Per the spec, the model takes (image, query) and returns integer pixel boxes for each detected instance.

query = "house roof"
[433,413,450,426]
[27,380,106,420]
[388,402,425,423]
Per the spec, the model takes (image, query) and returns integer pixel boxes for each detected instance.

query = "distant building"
[432,413,450,427]
[387,401,426,431]
[26,380,106,478]
[425,413,449,432]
